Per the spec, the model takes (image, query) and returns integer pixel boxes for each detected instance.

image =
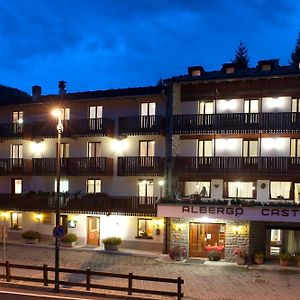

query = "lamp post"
[52,109,63,293]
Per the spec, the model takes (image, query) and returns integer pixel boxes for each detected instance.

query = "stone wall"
[170,218,189,256]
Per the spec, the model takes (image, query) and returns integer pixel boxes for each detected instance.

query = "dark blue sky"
[0,0,300,95]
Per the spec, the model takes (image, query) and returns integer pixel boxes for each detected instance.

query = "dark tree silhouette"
[290,32,300,68]
[232,41,250,69]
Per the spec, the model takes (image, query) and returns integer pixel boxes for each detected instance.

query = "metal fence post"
[177,276,182,300]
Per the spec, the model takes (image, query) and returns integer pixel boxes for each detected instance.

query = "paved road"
[0,244,299,300]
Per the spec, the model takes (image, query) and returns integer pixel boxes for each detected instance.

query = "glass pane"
[141,103,148,116]
[204,140,213,157]
[243,141,248,157]
[15,179,22,194]
[205,102,214,114]
[270,181,291,199]
[96,106,103,118]
[249,141,258,156]
[139,142,147,156]
[297,140,300,157]
[292,99,297,113]
[95,180,101,193]
[198,140,203,157]
[148,103,156,115]
[62,108,70,120]
[148,141,155,156]
[244,100,249,113]
[198,101,205,114]
[147,181,154,197]
[138,180,146,196]
[250,100,259,113]
[89,106,96,119]
[228,182,254,198]
[291,139,296,157]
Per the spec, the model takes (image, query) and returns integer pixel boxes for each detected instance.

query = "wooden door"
[61,215,68,234]
[87,216,100,246]
[189,223,205,257]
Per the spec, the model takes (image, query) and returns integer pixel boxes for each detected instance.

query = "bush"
[207,250,221,261]
[62,233,77,243]
[254,253,264,260]
[169,245,187,260]
[22,230,41,240]
[102,237,122,245]
[279,253,291,261]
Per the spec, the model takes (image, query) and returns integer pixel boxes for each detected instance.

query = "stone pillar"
[169,218,189,256]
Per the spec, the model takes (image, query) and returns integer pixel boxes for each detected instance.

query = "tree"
[232,41,250,69]
[290,32,300,68]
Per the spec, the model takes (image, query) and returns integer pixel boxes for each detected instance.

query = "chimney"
[32,85,42,101]
[58,80,67,95]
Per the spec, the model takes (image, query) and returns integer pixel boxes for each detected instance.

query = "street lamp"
[159,180,164,199]
[52,108,63,293]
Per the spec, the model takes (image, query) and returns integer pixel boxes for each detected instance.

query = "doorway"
[189,223,226,258]
[87,216,100,246]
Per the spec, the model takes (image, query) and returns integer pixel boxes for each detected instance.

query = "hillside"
[0,84,31,104]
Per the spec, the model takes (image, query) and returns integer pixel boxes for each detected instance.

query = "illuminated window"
[11,144,23,168]
[60,143,69,158]
[243,139,258,157]
[11,212,22,229]
[137,218,153,239]
[89,106,103,130]
[87,179,101,193]
[227,182,256,198]
[244,99,259,113]
[88,142,101,157]
[12,179,22,194]
[141,102,155,116]
[61,108,70,120]
[270,181,292,199]
[54,179,69,193]
[185,181,210,197]
[43,213,53,225]
[198,101,214,114]
[198,140,213,157]
[12,111,23,134]
[138,180,153,197]
[290,138,300,157]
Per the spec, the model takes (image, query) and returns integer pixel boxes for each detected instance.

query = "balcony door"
[138,179,153,205]
[139,140,155,167]
[89,106,103,130]
[244,99,259,123]
[88,142,102,170]
[292,98,300,123]
[197,140,213,168]
[198,101,214,125]
[140,102,155,128]
[243,139,259,168]
[12,111,23,134]
[11,144,23,169]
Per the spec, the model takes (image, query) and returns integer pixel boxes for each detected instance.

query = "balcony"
[173,112,300,135]
[118,156,165,176]
[173,156,300,178]
[33,118,114,138]
[119,115,165,136]
[33,157,113,176]
[0,159,32,175]
[0,193,157,216]
[0,123,33,140]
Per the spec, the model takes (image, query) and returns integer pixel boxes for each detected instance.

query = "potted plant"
[254,253,264,265]
[61,233,77,247]
[207,250,221,261]
[279,253,290,266]
[233,247,247,265]
[22,230,41,244]
[295,255,300,268]
[102,237,122,251]
[169,245,187,261]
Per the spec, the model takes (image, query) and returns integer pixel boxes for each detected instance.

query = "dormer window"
[261,64,271,71]
[191,70,201,76]
[226,67,235,74]
[188,66,205,76]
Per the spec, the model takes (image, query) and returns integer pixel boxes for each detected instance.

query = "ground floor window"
[137,218,153,239]
[10,212,22,229]
[268,228,300,255]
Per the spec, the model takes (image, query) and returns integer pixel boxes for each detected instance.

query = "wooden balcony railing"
[0,123,33,139]
[119,115,165,136]
[33,118,114,138]
[0,194,157,216]
[33,157,113,176]
[173,156,300,177]
[0,159,32,175]
[117,156,165,176]
[173,112,300,134]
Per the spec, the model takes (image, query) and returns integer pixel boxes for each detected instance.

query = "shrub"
[62,233,77,243]
[207,250,221,261]
[102,237,122,245]
[22,230,41,240]
[254,253,264,260]
[279,253,291,261]
[169,245,187,260]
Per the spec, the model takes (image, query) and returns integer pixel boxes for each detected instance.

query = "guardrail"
[0,261,184,299]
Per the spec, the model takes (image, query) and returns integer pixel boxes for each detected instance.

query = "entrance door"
[87,216,100,246]
[189,223,226,258]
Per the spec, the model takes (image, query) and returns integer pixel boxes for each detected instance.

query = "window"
[290,138,300,157]
[59,143,69,158]
[61,108,70,120]
[87,179,101,193]
[12,179,22,194]
[141,102,155,116]
[89,106,103,130]
[11,212,22,229]
[185,181,210,197]
[269,229,282,255]
[198,140,213,157]
[198,101,214,114]
[137,218,153,239]
[43,213,53,225]
[270,181,292,200]
[88,142,101,157]
[227,182,256,198]
[139,141,155,157]
[244,99,259,113]
[12,111,23,134]
[138,180,153,204]
[54,179,69,193]
[243,139,258,157]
